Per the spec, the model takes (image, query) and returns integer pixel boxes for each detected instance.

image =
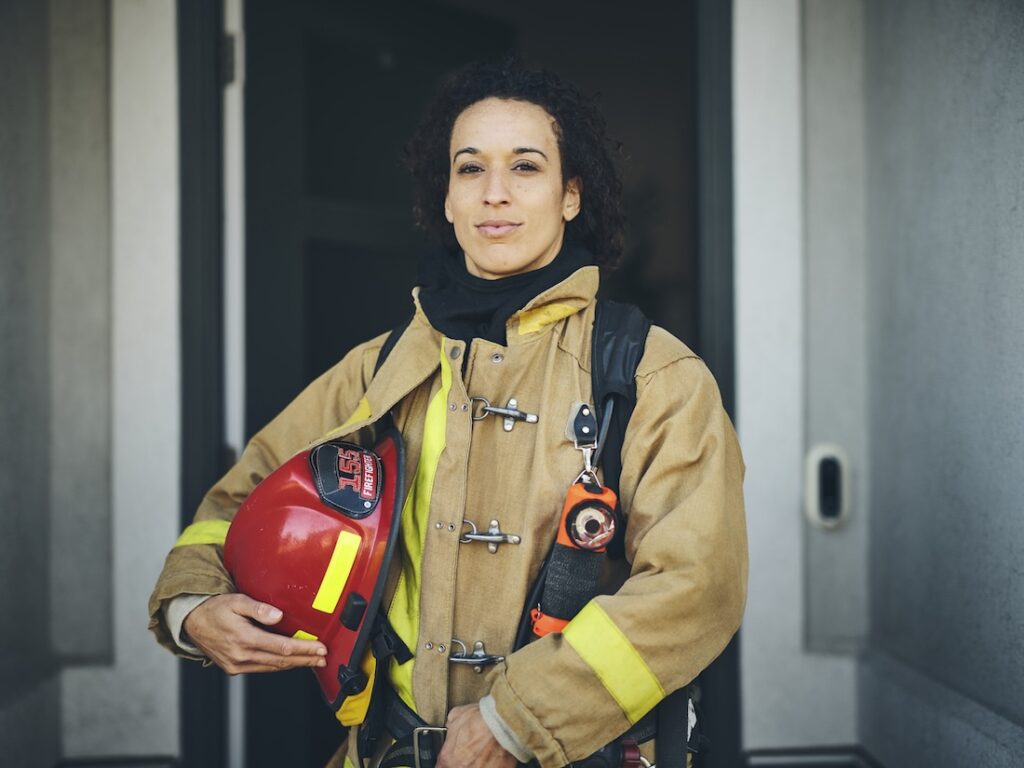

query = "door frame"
[179,0,742,764]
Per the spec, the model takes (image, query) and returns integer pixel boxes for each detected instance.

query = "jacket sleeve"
[147,336,385,657]
[487,343,748,766]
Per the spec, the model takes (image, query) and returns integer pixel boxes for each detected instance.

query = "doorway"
[237,1,729,765]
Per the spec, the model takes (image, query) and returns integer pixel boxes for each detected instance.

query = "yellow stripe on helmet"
[312,530,361,614]
[563,601,666,724]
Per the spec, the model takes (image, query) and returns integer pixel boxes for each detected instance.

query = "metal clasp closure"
[460,519,521,553]
[470,396,539,432]
[448,639,505,673]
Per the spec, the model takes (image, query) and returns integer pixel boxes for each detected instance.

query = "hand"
[437,704,517,768]
[182,593,327,675]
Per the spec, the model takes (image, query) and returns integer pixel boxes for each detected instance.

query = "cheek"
[446,190,470,227]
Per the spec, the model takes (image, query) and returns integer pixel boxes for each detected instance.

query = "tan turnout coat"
[148,266,748,767]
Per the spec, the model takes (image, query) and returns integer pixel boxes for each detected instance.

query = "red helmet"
[224,430,404,711]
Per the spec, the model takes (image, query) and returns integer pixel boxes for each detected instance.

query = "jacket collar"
[323,265,600,442]
[413,264,599,345]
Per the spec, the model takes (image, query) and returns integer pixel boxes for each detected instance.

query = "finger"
[238,626,328,657]
[232,595,284,626]
[240,651,328,671]
[436,739,454,768]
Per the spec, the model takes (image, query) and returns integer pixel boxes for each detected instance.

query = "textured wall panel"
[49,0,113,663]
[0,0,58,711]
[863,0,1024,760]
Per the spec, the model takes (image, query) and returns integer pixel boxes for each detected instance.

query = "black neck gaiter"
[416,241,594,346]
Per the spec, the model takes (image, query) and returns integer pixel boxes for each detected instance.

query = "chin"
[469,243,559,278]
[465,249,531,279]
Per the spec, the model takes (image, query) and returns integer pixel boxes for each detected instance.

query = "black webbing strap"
[591,300,650,559]
[375,316,414,376]
[375,686,434,768]
[592,302,694,767]
[656,689,690,767]
[369,316,414,439]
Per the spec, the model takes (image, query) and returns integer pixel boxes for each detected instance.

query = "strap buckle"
[412,726,447,768]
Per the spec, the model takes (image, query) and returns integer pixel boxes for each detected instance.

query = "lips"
[476,220,521,237]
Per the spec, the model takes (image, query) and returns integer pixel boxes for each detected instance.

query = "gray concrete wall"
[49,0,113,664]
[0,1,62,763]
[60,0,181,757]
[1,0,179,760]
[861,0,1024,764]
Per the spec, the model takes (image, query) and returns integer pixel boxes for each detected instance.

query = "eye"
[456,163,484,175]
[512,160,539,172]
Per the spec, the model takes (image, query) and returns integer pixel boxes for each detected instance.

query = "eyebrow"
[452,146,549,163]
[513,147,548,160]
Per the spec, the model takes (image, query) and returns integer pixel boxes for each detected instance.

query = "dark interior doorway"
[236,1,735,766]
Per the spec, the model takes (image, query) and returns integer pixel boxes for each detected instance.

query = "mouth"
[476,220,521,238]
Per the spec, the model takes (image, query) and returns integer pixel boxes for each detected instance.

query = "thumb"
[235,595,283,625]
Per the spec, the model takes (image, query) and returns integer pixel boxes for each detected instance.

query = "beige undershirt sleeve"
[480,694,534,763]
[164,594,213,656]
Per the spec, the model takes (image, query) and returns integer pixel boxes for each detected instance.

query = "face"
[444,98,581,280]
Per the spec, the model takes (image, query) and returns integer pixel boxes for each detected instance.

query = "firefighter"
[149,59,747,768]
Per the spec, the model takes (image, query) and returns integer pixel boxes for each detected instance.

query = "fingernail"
[317,659,327,667]
[317,647,327,656]
[268,608,282,620]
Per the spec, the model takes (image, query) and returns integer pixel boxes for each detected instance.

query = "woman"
[149,59,747,768]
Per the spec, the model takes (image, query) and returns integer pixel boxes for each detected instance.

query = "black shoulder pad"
[592,300,651,407]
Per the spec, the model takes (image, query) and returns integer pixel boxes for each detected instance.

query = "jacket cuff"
[164,594,213,656]
[488,668,569,768]
[479,694,534,764]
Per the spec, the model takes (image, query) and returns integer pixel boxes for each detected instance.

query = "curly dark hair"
[405,58,626,270]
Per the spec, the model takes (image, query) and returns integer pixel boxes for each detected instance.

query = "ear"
[444,194,454,224]
[562,177,582,222]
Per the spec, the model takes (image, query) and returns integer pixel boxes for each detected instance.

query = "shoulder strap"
[374,315,413,376]
[591,300,651,494]
[591,300,650,560]
[592,302,694,767]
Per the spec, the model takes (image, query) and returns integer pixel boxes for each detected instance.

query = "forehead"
[449,98,560,154]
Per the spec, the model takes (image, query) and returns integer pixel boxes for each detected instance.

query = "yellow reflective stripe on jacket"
[312,530,360,614]
[516,302,578,335]
[386,339,453,711]
[173,519,230,548]
[322,395,373,442]
[562,601,666,724]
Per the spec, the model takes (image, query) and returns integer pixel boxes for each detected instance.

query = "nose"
[482,169,511,206]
